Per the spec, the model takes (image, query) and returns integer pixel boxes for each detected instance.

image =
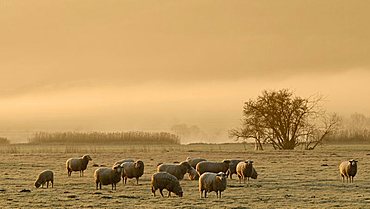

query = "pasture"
[0,143,369,208]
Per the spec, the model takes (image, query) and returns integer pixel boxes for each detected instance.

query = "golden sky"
[0,0,369,142]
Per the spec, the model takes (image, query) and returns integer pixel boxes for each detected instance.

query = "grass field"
[0,143,369,208]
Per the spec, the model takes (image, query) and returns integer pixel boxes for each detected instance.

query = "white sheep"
[199,172,227,198]
[121,160,144,184]
[35,170,54,188]
[186,157,207,169]
[339,159,358,183]
[94,164,123,190]
[66,154,92,177]
[151,172,183,197]
[236,160,256,184]
[157,161,192,180]
[196,160,230,176]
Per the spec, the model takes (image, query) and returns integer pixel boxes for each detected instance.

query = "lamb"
[186,157,207,169]
[151,172,183,197]
[196,160,231,175]
[199,172,227,198]
[188,167,200,180]
[227,159,242,179]
[94,164,123,190]
[339,159,358,183]
[66,154,92,177]
[35,170,54,188]
[236,160,257,184]
[157,161,192,180]
[121,160,144,184]
[113,159,134,166]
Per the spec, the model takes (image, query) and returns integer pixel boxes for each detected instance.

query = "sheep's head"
[113,164,123,174]
[34,181,41,188]
[216,172,227,184]
[349,159,358,166]
[173,185,183,197]
[135,160,144,169]
[83,155,92,161]
[245,160,254,165]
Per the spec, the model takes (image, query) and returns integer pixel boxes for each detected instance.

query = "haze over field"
[0,0,369,143]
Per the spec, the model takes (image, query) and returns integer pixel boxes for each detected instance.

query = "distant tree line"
[325,113,370,143]
[28,131,181,145]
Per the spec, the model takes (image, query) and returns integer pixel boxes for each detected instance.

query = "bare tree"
[230,89,339,150]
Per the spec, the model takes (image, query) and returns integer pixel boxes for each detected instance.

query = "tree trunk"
[254,139,263,150]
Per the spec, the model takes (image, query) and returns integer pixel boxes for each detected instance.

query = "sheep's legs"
[47,181,49,188]
[159,189,164,197]
[152,187,156,196]
[168,191,171,197]
[136,177,139,185]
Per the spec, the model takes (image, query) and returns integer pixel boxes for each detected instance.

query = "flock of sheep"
[34,155,358,198]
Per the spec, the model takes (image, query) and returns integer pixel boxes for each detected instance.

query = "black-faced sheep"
[199,172,227,198]
[339,159,358,183]
[196,160,230,176]
[121,160,144,184]
[35,170,54,188]
[227,159,242,179]
[66,154,92,177]
[151,172,183,197]
[157,161,192,180]
[94,164,123,190]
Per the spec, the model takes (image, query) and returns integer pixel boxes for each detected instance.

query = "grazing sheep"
[121,160,144,184]
[339,159,358,183]
[66,154,92,177]
[151,172,183,197]
[94,164,123,190]
[199,172,227,198]
[196,160,231,175]
[113,159,134,166]
[236,160,256,184]
[157,161,192,180]
[186,157,207,169]
[188,167,200,180]
[227,159,242,179]
[35,170,54,188]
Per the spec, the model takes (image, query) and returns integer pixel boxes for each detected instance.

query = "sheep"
[227,159,242,179]
[188,167,200,180]
[339,159,358,183]
[113,159,134,166]
[186,157,207,169]
[199,172,227,198]
[66,154,92,177]
[196,160,230,176]
[236,160,256,184]
[121,160,144,184]
[35,170,54,188]
[94,164,123,190]
[151,172,183,197]
[157,161,192,180]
